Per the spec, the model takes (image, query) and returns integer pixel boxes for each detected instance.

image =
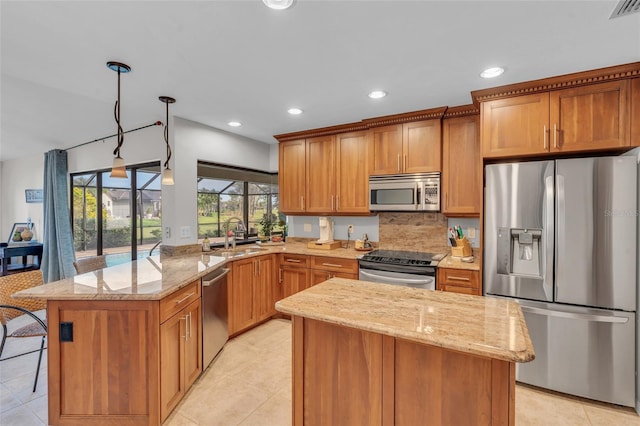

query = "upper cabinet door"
[336,131,370,214]
[370,125,403,175]
[442,115,480,216]
[550,80,630,152]
[403,119,442,173]
[278,140,306,214]
[305,135,336,213]
[481,93,550,158]
[632,78,640,147]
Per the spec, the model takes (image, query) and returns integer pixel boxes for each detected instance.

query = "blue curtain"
[41,149,75,282]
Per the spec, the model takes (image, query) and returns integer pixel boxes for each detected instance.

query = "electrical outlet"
[180,226,191,238]
[467,227,476,239]
[304,223,312,232]
[164,227,171,238]
[347,225,354,235]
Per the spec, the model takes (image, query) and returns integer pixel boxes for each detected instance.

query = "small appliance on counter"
[307,217,341,250]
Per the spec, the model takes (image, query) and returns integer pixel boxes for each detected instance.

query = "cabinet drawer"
[160,281,201,323]
[439,284,480,296]
[311,256,358,274]
[279,253,310,268]
[437,268,479,289]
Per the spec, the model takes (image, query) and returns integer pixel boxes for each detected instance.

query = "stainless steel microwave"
[369,173,440,212]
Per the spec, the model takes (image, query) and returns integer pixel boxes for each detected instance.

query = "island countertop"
[12,254,227,301]
[275,277,535,363]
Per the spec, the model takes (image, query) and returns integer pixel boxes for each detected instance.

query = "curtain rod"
[65,121,163,151]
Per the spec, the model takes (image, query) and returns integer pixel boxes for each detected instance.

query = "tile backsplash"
[378,212,449,253]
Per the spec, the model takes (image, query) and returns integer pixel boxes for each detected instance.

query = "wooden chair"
[0,270,47,392]
[73,255,107,274]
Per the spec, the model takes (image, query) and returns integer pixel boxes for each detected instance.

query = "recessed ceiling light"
[287,108,303,115]
[480,67,505,79]
[368,90,387,99]
[227,121,242,127]
[262,0,294,10]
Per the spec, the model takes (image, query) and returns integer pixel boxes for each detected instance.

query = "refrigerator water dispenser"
[496,227,542,278]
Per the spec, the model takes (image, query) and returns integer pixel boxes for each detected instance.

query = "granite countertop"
[12,254,227,301]
[275,278,534,363]
[438,254,481,271]
[12,242,365,301]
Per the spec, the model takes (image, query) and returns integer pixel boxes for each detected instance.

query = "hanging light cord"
[164,101,171,169]
[113,68,124,158]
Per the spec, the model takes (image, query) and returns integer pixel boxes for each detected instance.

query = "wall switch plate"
[348,225,354,235]
[180,226,191,238]
[304,223,312,232]
[165,227,171,238]
[467,227,476,239]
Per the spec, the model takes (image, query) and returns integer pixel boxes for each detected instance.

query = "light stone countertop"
[12,242,366,301]
[12,254,228,301]
[438,254,481,271]
[275,277,535,363]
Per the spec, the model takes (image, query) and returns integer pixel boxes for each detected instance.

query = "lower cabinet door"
[255,256,277,322]
[281,266,310,299]
[229,259,255,334]
[183,298,202,389]
[160,312,185,421]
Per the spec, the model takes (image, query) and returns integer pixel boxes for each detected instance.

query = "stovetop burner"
[360,249,443,267]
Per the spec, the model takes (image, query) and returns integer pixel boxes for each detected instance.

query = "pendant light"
[159,96,176,185]
[107,61,131,178]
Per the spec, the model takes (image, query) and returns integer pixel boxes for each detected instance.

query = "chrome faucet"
[224,216,246,250]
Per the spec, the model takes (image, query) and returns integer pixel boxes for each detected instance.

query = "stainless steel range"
[358,249,444,290]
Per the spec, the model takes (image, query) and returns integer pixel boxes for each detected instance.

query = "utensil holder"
[451,237,472,257]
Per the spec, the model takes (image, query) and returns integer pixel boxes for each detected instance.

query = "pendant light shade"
[159,96,176,186]
[107,61,131,178]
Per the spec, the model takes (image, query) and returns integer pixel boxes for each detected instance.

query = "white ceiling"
[1,0,639,162]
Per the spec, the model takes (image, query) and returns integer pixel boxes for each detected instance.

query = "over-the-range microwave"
[369,173,440,212]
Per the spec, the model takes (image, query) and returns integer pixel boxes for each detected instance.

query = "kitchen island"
[276,278,535,426]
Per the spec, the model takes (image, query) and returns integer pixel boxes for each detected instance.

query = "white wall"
[269,143,279,172]
[0,156,45,242]
[162,117,273,245]
[1,116,274,248]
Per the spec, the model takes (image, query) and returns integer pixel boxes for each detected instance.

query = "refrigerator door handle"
[544,173,555,300]
[554,173,565,301]
[520,305,629,323]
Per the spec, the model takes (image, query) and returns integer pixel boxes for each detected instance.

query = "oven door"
[369,181,421,211]
[359,268,435,290]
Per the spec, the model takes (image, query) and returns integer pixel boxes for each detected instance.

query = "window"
[71,162,162,266]
[197,162,280,245]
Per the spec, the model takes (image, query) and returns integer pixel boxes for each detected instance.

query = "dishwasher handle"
[202,268,230,287]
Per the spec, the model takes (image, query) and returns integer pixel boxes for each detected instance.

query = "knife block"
[451,237,472,257]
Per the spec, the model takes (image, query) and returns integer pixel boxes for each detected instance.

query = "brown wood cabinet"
[481,81,632,158]
[278,253,311,299]
[160,297,202,421]
[371,119,441,175]
[228,254,278,335]
[310,256,358,285]
[278,139,306,213]
[46,279,204,425]
[442,112,480,216]
[335,131,370,213]
[292,316,515,426]
[631,78,640,146]
[481,92,549,158]
[437,267,480,296]
[306,135,336,213]
[279,132,370,215]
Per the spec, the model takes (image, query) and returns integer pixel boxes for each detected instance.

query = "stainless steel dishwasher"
[201,267,229,367]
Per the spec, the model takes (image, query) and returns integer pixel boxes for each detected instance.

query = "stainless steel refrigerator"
[484,156,637,407]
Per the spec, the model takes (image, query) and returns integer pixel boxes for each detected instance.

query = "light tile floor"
[1,317,639,425]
